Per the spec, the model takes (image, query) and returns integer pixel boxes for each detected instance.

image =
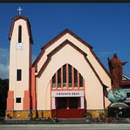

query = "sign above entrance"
[52,91,84,97]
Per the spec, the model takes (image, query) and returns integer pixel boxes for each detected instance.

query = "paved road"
[0,124,130,130]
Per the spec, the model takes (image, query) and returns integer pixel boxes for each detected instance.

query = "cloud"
[0,48,9,79]
[0,48,9,65]
[0,47,37,79]
[0,63,9,79]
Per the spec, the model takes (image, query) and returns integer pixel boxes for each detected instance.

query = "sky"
[0,3,130,79]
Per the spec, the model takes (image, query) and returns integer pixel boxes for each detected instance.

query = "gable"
[41,29,93,50]
[33,29,111,88]
[33,29,92,67]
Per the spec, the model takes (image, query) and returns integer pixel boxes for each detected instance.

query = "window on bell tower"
[18,25,22,43]
[17,69,22,81]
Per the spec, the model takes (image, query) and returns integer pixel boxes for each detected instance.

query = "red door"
[52,97,85,118]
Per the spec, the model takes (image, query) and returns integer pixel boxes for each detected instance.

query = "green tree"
[0,78,9,116]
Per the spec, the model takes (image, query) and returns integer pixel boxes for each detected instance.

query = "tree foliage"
[0,78,9,116]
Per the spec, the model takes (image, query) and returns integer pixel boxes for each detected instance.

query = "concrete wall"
[9,19,31,110]
[36,44,105,110]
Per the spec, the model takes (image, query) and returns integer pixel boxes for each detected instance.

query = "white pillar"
[80,97,84,109]
[52,97,56,109]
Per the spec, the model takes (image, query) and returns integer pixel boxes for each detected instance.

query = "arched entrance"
[50,64,85,118]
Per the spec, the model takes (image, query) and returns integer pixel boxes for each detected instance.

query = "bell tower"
[6,8,33,116]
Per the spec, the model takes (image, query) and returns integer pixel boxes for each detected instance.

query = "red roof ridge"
[41,28,93,50]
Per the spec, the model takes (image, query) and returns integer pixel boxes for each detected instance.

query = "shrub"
[85,111,92,118]
[7,114,12,119]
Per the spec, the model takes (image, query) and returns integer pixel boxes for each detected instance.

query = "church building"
[6,14,112,119]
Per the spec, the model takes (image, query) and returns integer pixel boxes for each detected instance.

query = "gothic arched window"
[51,64,84,89]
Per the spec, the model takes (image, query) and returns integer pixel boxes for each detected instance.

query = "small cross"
[17,7,23,15]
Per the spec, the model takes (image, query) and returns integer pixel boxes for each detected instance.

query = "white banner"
[52,91,84,97]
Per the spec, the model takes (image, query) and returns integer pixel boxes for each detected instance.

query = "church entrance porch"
[51,91,85,118]
[56,97,85,118]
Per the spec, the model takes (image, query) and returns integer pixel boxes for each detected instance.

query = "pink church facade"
[6,15,112,119]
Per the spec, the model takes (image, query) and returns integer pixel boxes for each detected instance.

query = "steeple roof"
[8,15,33,44]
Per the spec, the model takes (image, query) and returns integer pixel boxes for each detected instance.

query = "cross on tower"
[17,7,23,15]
